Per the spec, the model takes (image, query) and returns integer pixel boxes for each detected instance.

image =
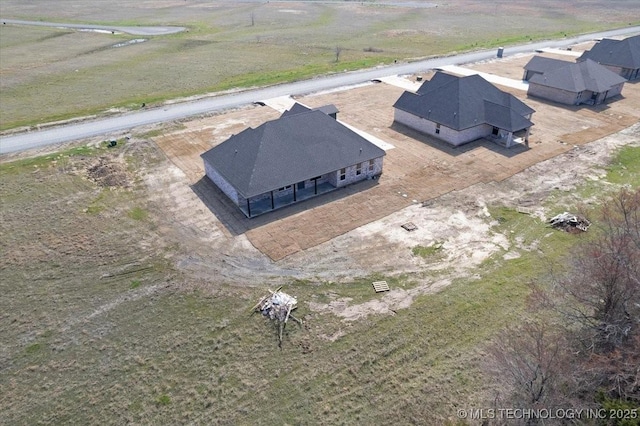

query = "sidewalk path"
[437,65,530,91]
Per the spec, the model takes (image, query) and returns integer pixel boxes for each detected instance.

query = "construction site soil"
[150,43,640,293]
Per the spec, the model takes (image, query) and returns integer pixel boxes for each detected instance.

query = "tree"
[488,189,640,413]
[488,320,571,412]
[554,188,640,352]
[335,46,343,62]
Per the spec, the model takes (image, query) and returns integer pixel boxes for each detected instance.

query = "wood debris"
[372,280,390,292]
[548,211,591,233]
[401,222,418,231]
[516,205,534,215]
[252,287,302,347]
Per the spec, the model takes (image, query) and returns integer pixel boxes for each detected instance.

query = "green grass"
[24,343,43,355]
[605,145,640,186]
[155,394,171,406]
[216,56,395,92]
[412,242,444,258]
[0,145,96,173]
[127,207,148,221]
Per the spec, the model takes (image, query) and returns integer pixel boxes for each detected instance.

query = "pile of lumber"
[548,212,591,233]
[253,287,302,347]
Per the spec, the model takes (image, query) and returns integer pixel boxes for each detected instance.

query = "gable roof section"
[280,102,311,117]
[201,109,385,198]
[578,35,640,69]
[483,100,535,131]
[280,103,339,118]
[524,56,572,75]
[394,72,534,131]
[529,58,626,92]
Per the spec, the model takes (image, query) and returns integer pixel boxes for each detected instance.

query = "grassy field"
[1,0,639,130]
[1,132,638,423]
[2,1,640,423]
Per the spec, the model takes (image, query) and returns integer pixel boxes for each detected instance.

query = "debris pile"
[86,158,131,188]
[372,280,390,293]
[253,287,302,347]
[548,212,591,233]
[401,222,418,232]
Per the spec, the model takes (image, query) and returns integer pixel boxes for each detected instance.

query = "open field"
[2,0,639,130]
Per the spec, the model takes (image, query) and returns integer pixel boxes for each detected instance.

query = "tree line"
[487,188,639,425]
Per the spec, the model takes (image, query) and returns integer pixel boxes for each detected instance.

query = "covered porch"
[487,126,531,149]
[240,179,337,218]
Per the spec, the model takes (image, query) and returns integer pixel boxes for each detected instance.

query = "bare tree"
[488,320,570,411]
[250,12,255,27]
[580,332,640,404]
[488,189,640,414]
[553,188,640,352]
[335,46,343,62]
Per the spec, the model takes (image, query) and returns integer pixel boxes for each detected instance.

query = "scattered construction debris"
[516,205,534,215]
[401,222,418,232]
[548,212,591,233]
[252,287,302,347]
[372,280,390,293]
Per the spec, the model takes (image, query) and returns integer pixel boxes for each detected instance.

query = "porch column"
[314,179,318,195]
[525,127,531,148]
[247,199,251,218]
[293,184,297,202]
[270,191,274,209]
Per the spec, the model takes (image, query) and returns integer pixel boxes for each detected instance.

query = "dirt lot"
[152,46,640,275]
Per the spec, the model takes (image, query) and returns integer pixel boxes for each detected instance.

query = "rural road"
[0,19,186,36]
[1,26,638,155]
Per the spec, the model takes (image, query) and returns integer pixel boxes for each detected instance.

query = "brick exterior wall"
[394,109,491,146]
[527,83,580,105]
[528,82,624,105]
[606,82,624,99]
[329,156,384,188]
[597,65,640,80]
[204,160,239,205]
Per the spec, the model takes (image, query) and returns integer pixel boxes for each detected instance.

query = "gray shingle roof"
[578,35,640,69]
[280,103,339,118]
[201,106,385,198]
[280,103,311,117]
[394,72,534,132]
[524,56,572,75]
[529,58,626,92]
